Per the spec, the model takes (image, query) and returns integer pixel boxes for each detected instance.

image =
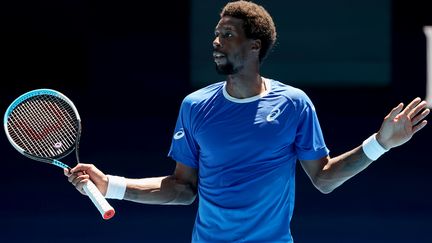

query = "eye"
[214,30,234,39]
[223,32,233,38]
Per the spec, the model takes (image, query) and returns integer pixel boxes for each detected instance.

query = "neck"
[225,71,266,99]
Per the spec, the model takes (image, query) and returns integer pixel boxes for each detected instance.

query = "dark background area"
[0,0,431,242]
[191,0,391,88]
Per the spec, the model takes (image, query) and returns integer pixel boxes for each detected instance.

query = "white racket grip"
[83,181,115,220]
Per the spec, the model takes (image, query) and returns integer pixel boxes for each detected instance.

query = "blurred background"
[0,0,431,242]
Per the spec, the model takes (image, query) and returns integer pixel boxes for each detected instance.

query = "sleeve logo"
[173,128,185,140]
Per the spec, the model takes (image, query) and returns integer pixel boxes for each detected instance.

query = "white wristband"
[105,175,127,200]
[362,133,389,161]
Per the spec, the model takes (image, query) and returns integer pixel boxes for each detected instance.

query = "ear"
[250,39,261,53]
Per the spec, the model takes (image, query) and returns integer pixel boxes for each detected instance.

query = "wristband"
[362,133,389,161]
[105,175,127,200]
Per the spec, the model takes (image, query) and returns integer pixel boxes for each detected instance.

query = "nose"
[213,36,221,49]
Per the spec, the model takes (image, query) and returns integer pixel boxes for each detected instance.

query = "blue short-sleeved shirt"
[168,78,329,242]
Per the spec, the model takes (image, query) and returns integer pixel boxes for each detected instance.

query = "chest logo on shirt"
[174,129,185,140]
[266,108,281,122]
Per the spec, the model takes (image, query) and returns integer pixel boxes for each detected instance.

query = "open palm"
[376,97,430,150]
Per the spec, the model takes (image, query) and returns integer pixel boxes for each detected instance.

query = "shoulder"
[268,79,314,110]
[181,82,224,109]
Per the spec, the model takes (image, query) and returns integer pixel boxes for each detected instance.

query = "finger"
[412,120,428,134]
[76,179,90,193]
[75,180,90,196]
[401,97,422,115]
[68,171,84,183]
[68,174,76,183]
[411,108,430,125]
[387,102,404,120]
[64,168,71,177]
[72,174,90,187]
[70,163,93,174]
[408,101,428,119]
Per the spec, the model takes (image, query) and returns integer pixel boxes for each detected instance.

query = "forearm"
[304,98,429,194]
[123,175,197,205]
[314,146,374,193]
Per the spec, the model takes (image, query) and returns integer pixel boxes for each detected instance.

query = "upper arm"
[173,161,198,194]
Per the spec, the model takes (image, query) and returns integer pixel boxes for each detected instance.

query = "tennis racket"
[3,88,115,220]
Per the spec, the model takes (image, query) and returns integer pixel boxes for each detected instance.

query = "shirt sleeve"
[167,97,199,168]
[294,96,330,160]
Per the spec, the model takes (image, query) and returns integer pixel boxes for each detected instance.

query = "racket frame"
[4,89,81,163]
[4,89,115,220]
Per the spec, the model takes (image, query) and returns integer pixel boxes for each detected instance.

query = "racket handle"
[83,181,115,220]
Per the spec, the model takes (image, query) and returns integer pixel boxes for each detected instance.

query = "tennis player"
[66,1,430,242]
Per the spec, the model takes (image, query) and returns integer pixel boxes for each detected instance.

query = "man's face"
[213,16,251,75]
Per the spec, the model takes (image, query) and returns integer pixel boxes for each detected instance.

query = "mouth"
[213,51,227,64]
[213,51,226,59]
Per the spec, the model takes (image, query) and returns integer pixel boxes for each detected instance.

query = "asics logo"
[266,108,281,122]
[174,129,185,140]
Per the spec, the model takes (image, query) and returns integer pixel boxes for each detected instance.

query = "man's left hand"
[376,97,430,150]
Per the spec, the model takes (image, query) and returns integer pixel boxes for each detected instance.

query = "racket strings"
[9,102,51,157]
[9,99,55,157]
[8,114,41,156]
[44,98,79,142]
[36,99,76,148]
[7,95,79,158]
[9,99,61,157]
[10,96,76,157]
[23,99,73,156]
[31,95,79,154]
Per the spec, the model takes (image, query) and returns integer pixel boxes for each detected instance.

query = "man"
[66,1,430,242]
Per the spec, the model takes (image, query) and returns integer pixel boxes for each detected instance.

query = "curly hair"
[220,0,277,62]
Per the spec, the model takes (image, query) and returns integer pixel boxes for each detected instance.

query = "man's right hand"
[64,163,108,196]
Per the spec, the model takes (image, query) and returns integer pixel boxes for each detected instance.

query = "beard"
[215,62,236,75]
[215,60,243,75]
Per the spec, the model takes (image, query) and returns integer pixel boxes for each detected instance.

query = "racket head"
[4,89,81,164]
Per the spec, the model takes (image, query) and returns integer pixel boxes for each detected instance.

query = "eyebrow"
[215,25,236,32]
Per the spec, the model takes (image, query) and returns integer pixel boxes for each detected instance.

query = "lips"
[213,52,227,65]
[213,51,226,59]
